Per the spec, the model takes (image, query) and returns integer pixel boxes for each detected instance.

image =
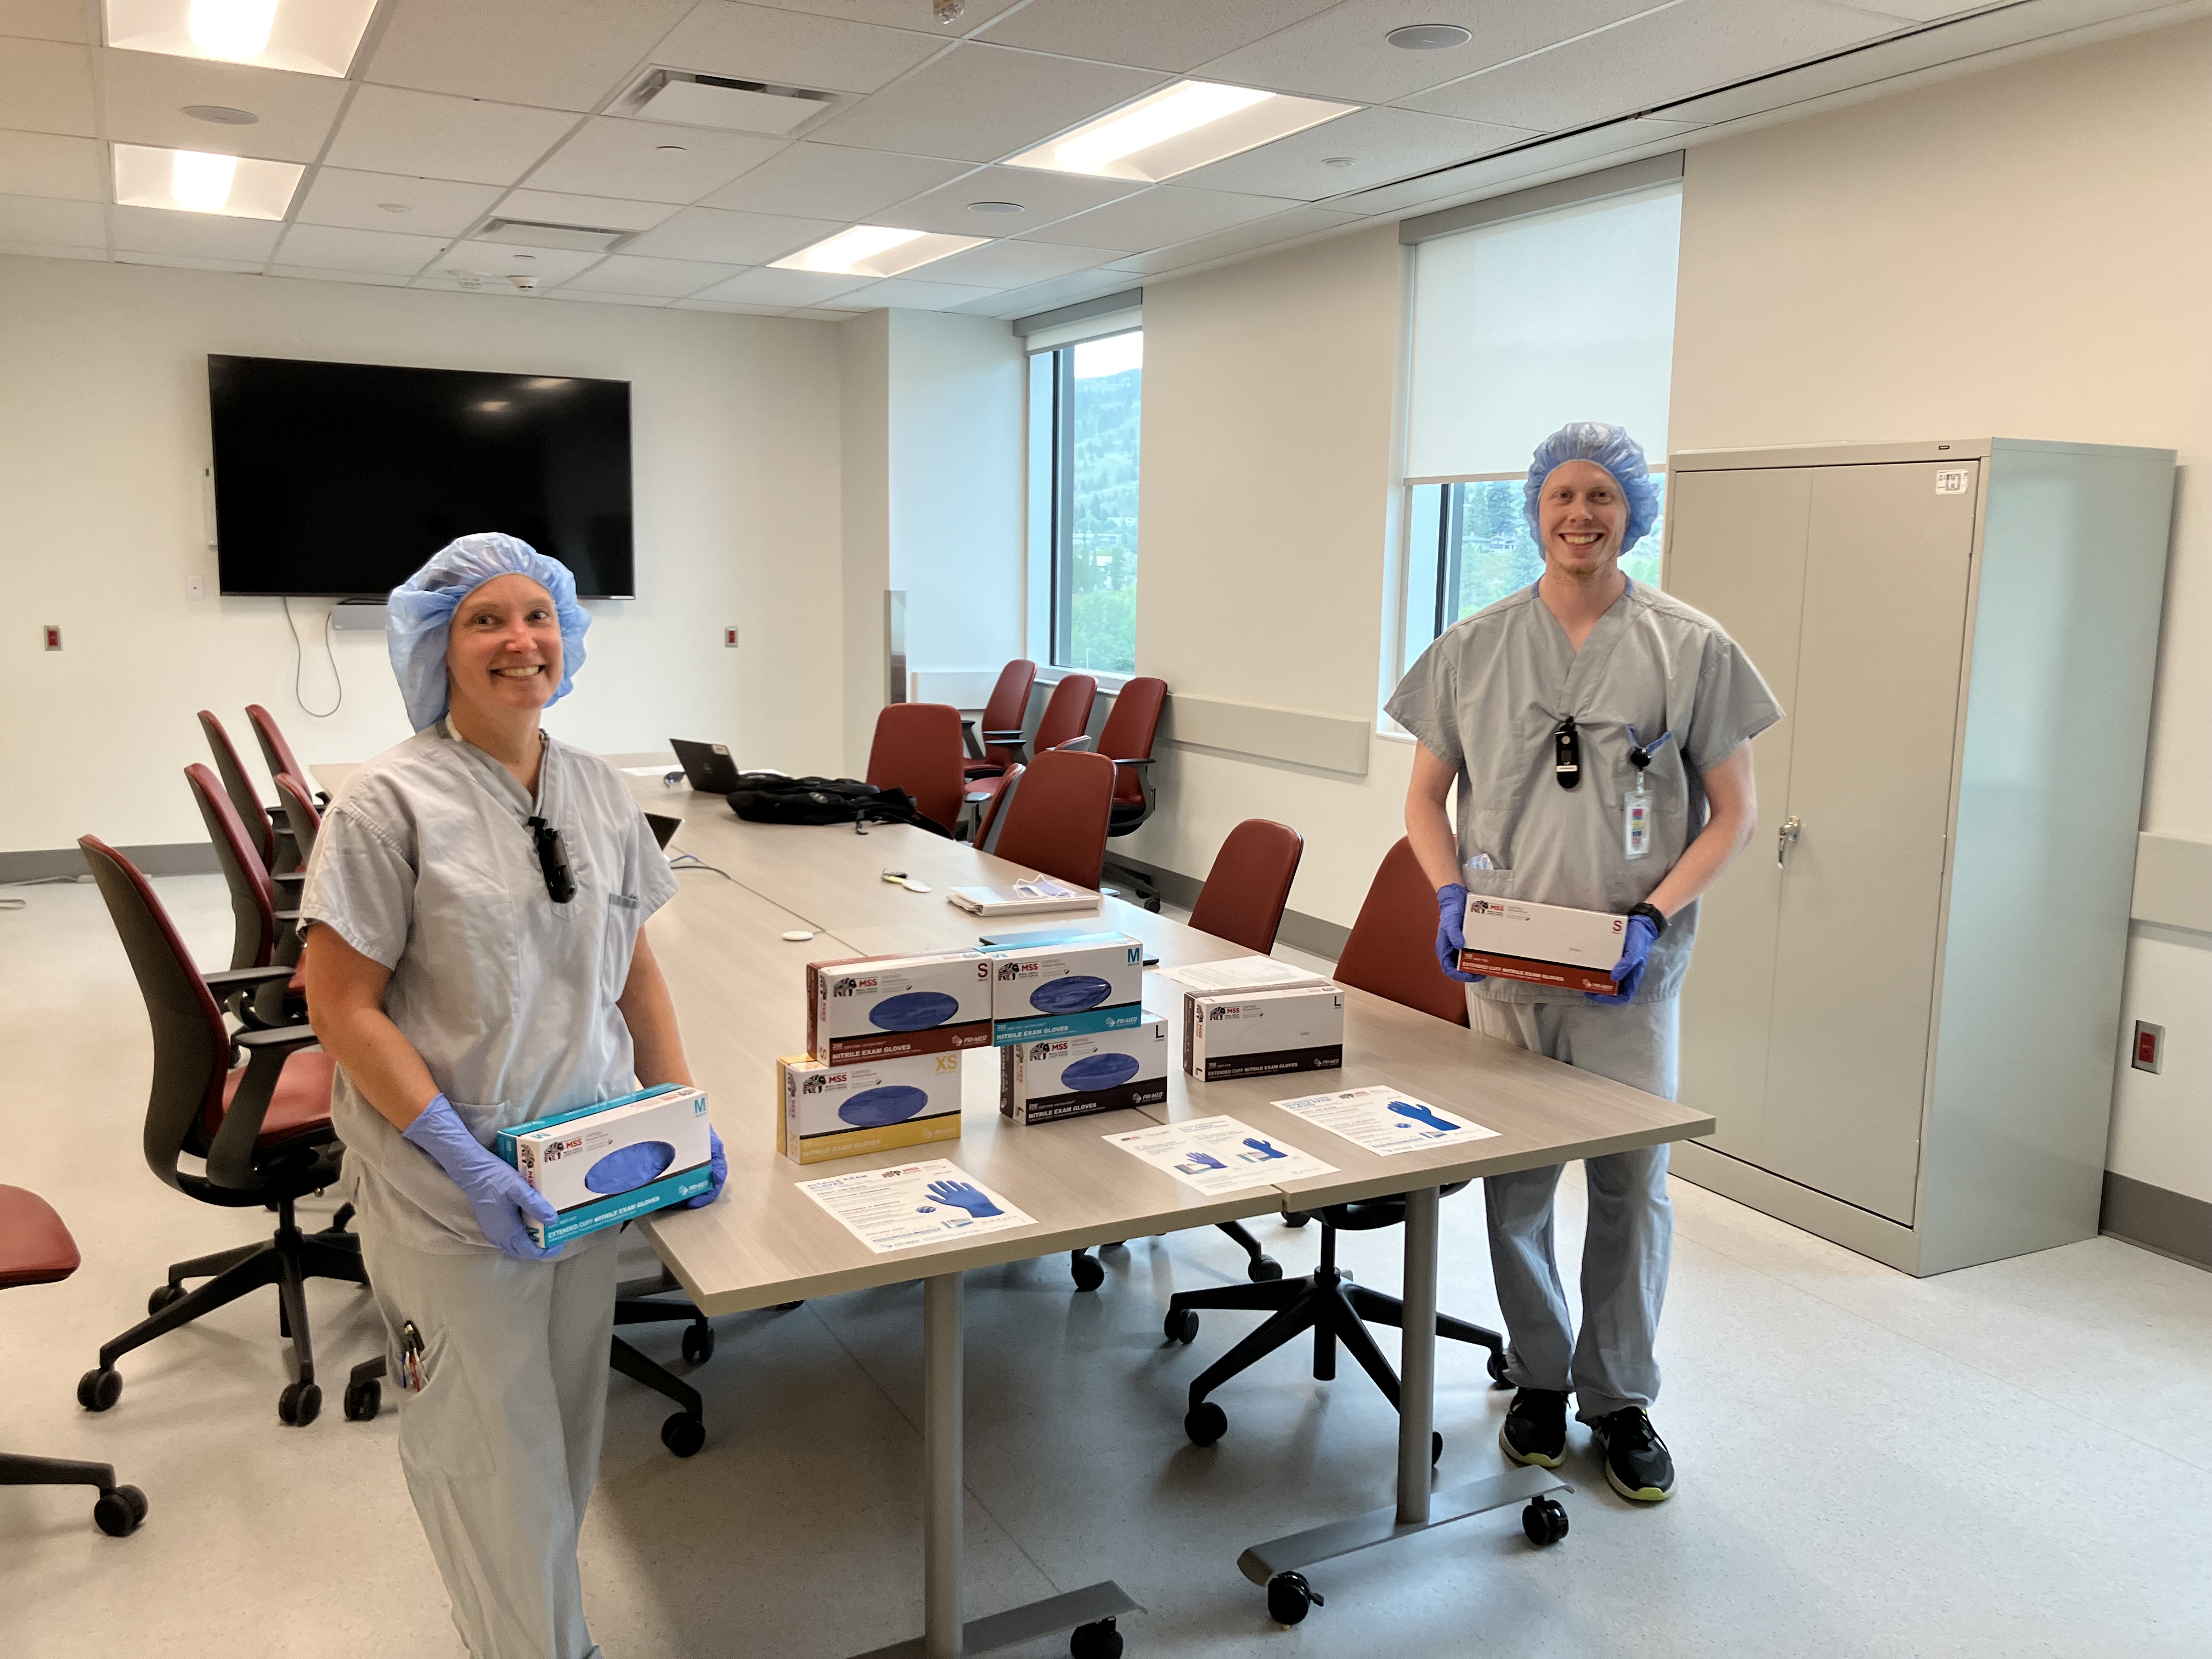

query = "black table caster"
[1069,1612,1124,1657]
[1522,1495,1569,1545]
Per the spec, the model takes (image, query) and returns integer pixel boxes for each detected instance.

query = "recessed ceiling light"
[1006,79,1355,183]
[968,200,1025,215]
[104,0,380,78]
[183,104,258,125]
[111,141,302,218]
[770,224,987,278]
[1386,24,1472,50]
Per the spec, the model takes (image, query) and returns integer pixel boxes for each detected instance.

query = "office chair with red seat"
[963,658,1037,782]
[1,1185,148,1535]
[865,702,966,833]
[273,772,324,868]
[1165,837,1509,1453]
[1093,676,1169,909]
[246,704,327,811]
[964,673,1097,825]
[75,835,370,1427]
[973,762,1024,853]
[987,747,1115,891]
[198,709,288,878]
[185,764,303,1030]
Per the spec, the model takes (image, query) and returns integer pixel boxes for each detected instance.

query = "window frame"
[1025,325,1142,679]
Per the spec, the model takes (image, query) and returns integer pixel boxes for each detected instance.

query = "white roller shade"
[1405,184,1680,481]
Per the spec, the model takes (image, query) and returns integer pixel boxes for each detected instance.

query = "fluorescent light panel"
[104,0,381,78]
[113,142,303,218]
[1007,79,1357,183]
[770,224,986,278]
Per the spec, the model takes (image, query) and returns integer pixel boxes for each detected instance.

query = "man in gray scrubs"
[1387,422,1779,1503]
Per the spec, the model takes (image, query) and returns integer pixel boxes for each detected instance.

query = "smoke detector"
[618,67,838,136]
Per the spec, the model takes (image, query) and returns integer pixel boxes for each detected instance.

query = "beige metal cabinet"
[1664,440,2172,1274]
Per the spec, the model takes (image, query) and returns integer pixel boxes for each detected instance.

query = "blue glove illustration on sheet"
[1183,1152,1226,1171]
[685,1127,728,1207]
[1586,913,1661,1005]
[1434,884,1484,984]
[1242,1137,1289,1161]
[402,1094,560,1262]
[924,1179,1004,1219]
[1387,1100,1463,1135]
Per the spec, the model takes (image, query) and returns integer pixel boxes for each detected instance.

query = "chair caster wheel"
[1070,1251,1105,1292]
[1247,1255,1282,1283]
[774,1301,804,1311]
[1163,1307,1198,1345]
[1266,1571,1324,1626]
[93,1485,148,1537]
[1069,1613,1123,1658]
[278,1380,321,1427]
[78,1368,122,1413]
[1523,1495,1569,1545]
[1184,1401,1227,1446]
[682,1323,716,1364]
[146,1283,184,1318]
[1281,1212,1311,1228]
[343,1378,381,1421]
[661,1413,706,1458]
[1487,1350,1513,1387]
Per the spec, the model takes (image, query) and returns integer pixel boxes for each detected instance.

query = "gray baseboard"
[1101,851,1350,961]
[1,842,217,883]
[2101,1172,2212,1272]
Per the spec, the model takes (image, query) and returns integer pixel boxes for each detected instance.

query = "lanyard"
[1626,724,1674,772]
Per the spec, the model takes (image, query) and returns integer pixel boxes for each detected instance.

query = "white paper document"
[620,763,680,777]
[1154,955,1323,993]
[1272,1084,1500,1156]
[1103,1115,1336,1197]
[797,1159,1035,1254]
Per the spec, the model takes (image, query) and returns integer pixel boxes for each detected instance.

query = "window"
[1393,181,1681,680]
[1028,329,1142,674]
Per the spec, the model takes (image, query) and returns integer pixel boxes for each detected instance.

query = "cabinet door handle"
[1777,816,1802,870]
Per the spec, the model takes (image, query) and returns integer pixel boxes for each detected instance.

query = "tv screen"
[208,355,633,599]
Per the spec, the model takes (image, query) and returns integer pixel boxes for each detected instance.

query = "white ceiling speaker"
[1386,24,1473,50]
[618,68,838,137]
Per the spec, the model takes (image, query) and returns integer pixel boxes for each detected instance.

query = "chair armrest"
[1055,736,1096,753]
[272,871,305,889]
[981,729,1026,743]
[205,965,294,992]
[208,1026,323,1188]
[274,910,301,926]
[235,1023,319,1053]
[1109,756,1154,769]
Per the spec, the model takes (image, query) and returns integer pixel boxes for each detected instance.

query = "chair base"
[1099,856,1163,913]
[607,1268,810,1458]
[0,1452,148,1536]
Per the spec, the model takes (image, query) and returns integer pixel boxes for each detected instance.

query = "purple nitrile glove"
[1586,913,1662,1005]
[1435,884,1484,984]
[684,1127,727,1207]
[401,1093,561,1261]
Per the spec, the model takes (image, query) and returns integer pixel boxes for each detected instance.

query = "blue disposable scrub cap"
[1522,422,1662,554]
[386,532,589,732]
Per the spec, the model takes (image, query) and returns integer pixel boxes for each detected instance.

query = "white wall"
[0,256,846,853]
[1668,17,2212,1205]
[839,308,891,775]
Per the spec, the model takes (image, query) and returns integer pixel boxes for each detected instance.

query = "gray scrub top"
[298,724,679,1254]
[1387,578,1782,1004]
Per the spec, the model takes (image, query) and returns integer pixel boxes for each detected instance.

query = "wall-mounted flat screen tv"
[209,354,634,599]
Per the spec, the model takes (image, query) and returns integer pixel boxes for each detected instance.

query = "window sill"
[1042,668,1135,693]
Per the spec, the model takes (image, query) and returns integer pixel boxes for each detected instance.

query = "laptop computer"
[669,738,744,794]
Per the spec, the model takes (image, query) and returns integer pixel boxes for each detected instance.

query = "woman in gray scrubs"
[301,533,725,1659]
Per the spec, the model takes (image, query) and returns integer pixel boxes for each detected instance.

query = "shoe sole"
[1498,1424,1565,1470]
[1600,1457,1674,1503]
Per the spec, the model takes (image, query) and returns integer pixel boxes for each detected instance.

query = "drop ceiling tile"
[813,42,1165,164]
[560,252,738,296]
[523,116,785,205]
[494,188,678,233]
[545,286,672,306]
[267,264,413,286]
[296,168,505,236]
[756,0,1022,35]
[364,0,697,111]
[699,140,965,218]
[1198,0,1661,104]
[0,37,93,136]
[977,0,1340,73]
[692,264,869,306]
[116,249,265,272]
[0,1,91,43]
[670,297,793,314]
[274,222,450,274]
[956,266,1141,318]
[324,85,580,185]
[1172,104,1528,201]
[651,1,944,95]
[622,204,840,263]
[878,163,1143,235]
[112,204,283,260]
[0,236,104,258]
[100,50,349,163]
[409,270,543,295]
[1106,202,1362,276]
[921,238,1126,288]
[830,273,1005,311]
[0,190,102,245]
[1403,0,1898,129]
[1022,184,1296,250]
[437,237,606,283]
[0,129,101,199]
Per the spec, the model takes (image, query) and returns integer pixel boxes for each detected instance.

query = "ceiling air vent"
[621,68,838,137]
[478,219,632,253]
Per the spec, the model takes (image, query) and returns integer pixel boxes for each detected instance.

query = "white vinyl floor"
[5,871,2210,1657]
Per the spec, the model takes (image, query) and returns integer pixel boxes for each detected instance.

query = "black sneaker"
[1588,1407,1675,1502]
[1498,1388,1568,1469]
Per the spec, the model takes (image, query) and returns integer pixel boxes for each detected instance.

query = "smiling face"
[446,573,561,724]
[1535,459,1629,582]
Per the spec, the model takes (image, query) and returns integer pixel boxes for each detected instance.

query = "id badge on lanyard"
[1623,725,1673,861]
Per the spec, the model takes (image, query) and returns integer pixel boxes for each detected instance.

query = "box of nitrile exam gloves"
[1184,982,1345,1082]
[806,950,993,1064]
[977,932,1144,1045]
[497,1085,715,1249]
[778,1050,964,1165]
[1001,1015,1169,1125]
[1458,895,1625,995]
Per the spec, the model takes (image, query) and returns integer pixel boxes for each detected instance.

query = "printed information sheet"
[1104,1114,1336,1197]
[797,1158,1035,1254]
[1155,955,1323,994]
[1272,1084,1500,1156]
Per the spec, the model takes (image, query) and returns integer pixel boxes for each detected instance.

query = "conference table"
[315,755,1714,1658]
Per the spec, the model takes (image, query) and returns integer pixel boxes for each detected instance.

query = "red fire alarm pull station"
[43,625,61,651]
[2132,1021,2164,1074]
[724,627,738,647]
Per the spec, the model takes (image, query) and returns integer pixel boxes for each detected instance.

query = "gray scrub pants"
[1468,994,1678,1421]
[362,1223,620,1659]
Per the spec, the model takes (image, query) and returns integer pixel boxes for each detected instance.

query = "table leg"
[925,1271,963,1658]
